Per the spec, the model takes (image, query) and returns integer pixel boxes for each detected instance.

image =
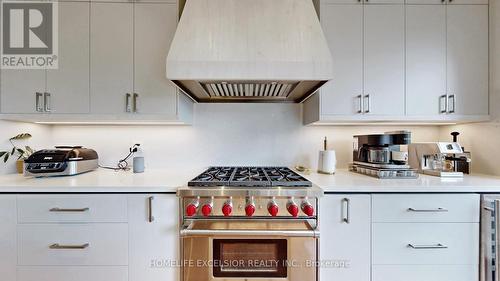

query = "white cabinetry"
[1,2,90,115]
[446,5,489,116]
[90,2,134,115]
[128,194,179,281]
[363,5,405,116]
[406,5,447,116]
[319,4,363,116]
[304,1,489,124]
[0,1,193,124]
[320,194,371,281]
[0,196,16,281]
[372,194,480,281]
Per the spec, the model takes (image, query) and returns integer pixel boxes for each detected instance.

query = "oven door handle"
[180,221,319,237]
[180,228,319,237]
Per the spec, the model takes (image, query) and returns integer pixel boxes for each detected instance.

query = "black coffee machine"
[353,131,411,165]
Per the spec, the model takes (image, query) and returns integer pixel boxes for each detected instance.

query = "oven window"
[213,239,287,278]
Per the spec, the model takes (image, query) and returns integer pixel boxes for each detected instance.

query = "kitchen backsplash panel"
[47,104,441,172]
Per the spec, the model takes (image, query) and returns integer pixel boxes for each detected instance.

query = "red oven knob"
[222,203,233,217]
[268,203,279,217]
[201,204,212,217]
[287,203,299,217]
[245,204,256,217]
[302,203,315,217]
[186,204,197,217]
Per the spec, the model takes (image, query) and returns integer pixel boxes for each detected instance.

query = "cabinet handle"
[148,196,155,223]
[357,95,363,114]
[408,243,448,249]
[448,94,456,114]
[50,243,90,250]
[364,94,371,114]
[126,93,132,113]
[49,207,90,212]
[35,92,43,112]
[133,93,139,113]
[407,207,448,212]
[342,198,350,223]
[44,92,51,112]
[439,95,448,114]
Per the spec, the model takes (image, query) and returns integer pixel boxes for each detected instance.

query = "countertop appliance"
[24,146,98,177]
[166,0,333,103]
[481,195,500,281]
[408,142,471,178]
[350,131,418,179]
[178,166,322,281]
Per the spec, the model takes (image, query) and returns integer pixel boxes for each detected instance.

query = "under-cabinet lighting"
[310,122,458,126]
[34,121,187,125]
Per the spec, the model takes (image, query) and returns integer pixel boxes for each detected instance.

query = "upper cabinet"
[446,5,489,115]
[0,0,193,124]
[1,2,90,115]
[305,1,489,124]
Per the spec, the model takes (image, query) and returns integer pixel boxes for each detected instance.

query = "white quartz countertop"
[0,168,203,193]
[1,168,500,193]
[302,169,500,193]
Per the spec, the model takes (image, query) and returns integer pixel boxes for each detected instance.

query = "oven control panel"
[182,196,317,218]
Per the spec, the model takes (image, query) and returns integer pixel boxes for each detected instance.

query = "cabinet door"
[447,5,488,116]
[320,4,363,116]
[134,3,177,116]
[46,2,90,114]
[0,196,16,281]
[0,70,45,113]
[364,5,405,116]
[128,194,179,281]
[90,3,133,115]
[406,5,446,116]
[320,195,371,281]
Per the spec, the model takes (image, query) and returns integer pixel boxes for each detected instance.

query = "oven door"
[180,220,319,281]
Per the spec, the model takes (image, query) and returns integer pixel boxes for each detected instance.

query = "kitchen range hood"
[166,0,333,103]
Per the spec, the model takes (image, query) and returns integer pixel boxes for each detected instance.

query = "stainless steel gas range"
[177,167,323,281]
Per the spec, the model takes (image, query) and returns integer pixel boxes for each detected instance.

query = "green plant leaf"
[0,151,7,158]
[3,153,9,163]
[25,146,34,155]
[10,133,32,140]
[10,147,15,155]
[17,148,25,155]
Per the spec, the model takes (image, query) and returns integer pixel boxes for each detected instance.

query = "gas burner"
[188,166,311,187]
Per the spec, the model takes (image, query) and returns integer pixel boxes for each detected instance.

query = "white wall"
[0,120,52,175]
[439,0,500,176]
[48,103,441,172]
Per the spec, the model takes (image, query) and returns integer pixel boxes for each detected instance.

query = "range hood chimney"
[166,0,333,103]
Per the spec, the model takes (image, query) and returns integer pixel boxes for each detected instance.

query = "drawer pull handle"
[407,207,448,213]
[408,243,448,249]
[49,243,90,250]
[49,207,90,212]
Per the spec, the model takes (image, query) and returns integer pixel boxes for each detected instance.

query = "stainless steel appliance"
[408,142,471,178]
[481,195,500,281]
[350,131,418,179]
[177,167,322,281]
[24,146,98,177]
[166,0,333,103]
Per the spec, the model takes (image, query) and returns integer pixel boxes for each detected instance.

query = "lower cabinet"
[320,194,371,281]
[128,194,179,281]
[0,196,16,281]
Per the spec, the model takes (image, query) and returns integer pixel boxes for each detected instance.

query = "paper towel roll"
[318,150,337,175]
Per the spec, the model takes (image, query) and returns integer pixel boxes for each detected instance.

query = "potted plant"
[0,133,35,174]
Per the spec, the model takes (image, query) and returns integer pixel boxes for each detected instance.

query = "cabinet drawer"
[373,223,479,265]
[18,195,128,223]
[18,224,128,266]
[372,194,479,223]
[18,266,128,281]
[373,265,478,281]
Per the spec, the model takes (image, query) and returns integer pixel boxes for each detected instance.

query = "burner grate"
[188,166,311,187]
